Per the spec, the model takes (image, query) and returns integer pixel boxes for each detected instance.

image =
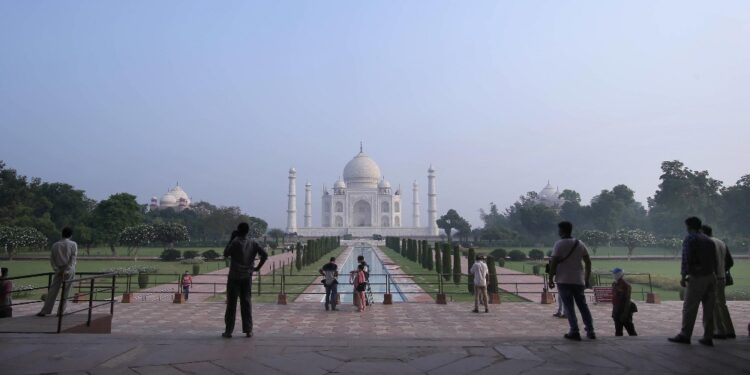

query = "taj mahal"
[287,145,439,237]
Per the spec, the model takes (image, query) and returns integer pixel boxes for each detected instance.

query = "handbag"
[356,282,367,292]
[725,270,734,286]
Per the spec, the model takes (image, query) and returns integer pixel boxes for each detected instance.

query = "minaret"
[286,168,298,233]
[304,181,312,228]
[427,165,438,235]
[412,181,421,227]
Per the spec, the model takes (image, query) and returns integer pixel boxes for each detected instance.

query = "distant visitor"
[37,227,78,317]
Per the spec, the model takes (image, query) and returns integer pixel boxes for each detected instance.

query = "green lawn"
[473,246,681,258]
[13,246,290,259]
[3,259,227,300]
[502,258,750,301]
[208,247,346,303]
[380,247,527,303]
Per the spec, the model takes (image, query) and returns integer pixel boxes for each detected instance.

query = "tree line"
[0,161,268,257]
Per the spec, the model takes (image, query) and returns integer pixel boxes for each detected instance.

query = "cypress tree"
[426,243,434,271]
[417,240,422,266]
[441,243,452,281]
[401,239,407,257]
[295,243,302,271]
[435,245,442,275]
[487,255,498,294]
[467,248,475,294]
[452,245,461,285]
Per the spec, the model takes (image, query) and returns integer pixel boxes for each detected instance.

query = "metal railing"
[1,272,117,333]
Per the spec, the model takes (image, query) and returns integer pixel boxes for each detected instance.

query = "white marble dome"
[539,182,557,200]
[334,177,347,189]
[378,178,391,189]
[160,192,177,207]
[343,151,381,188]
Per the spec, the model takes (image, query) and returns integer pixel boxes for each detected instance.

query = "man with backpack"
[319,257,339,311]
[548,221,596,341]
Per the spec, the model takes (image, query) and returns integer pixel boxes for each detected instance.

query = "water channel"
[324,242,407,303]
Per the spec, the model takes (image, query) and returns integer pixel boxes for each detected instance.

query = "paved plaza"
[4,300,749,374]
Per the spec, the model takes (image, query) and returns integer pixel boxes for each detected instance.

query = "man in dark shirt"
[669,217,717,346]
[319,257,339,311]
[222,223,268,338]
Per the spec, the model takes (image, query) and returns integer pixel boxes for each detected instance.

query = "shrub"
[508,250,526,261]
[160,248,181,261]
[269,242,278,250]
[532,264,541,275]
[490,248,507,259]
[180,257,204,265]
[467,248,475,294]
[496,258,505,267]
[12,284,34,299]
[138,273,150,289]
[202,249,220,260]
[486,255,498,294]
[182,250,199,259]
[137,266,158,273]
[192,264,200,275]
[528,249,545,260]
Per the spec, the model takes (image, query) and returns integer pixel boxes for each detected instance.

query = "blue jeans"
[325,283,338,308]
[557,284,594,335]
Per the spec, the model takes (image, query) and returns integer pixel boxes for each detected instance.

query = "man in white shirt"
[37,227,78,317]
[470,255,490,313]
[702,225,736,339]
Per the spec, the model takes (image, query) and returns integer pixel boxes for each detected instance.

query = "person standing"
[0,268,12,318]
[702,225,736,339]
[181,271,193,301]
[353,264,367,312]
[611,268,637,336]
[548,221,596,341]
[470,255,489,313]
[37,227,77,317]
[669,217,717,346]
[222,223,268,338]
[319,257,339,311]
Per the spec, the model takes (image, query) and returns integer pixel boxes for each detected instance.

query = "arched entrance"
[353,200,372,227]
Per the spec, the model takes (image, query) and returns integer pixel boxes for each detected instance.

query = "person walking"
[0,268,12,318]
[702,225,736,339]
[611,268,637,336]
[222,223,268,338]
[470,255,489,313]
[548,221,596,341]
[669,217,717,346]
[37,227,77,317]
[319,257,339,311]
[181,271,193,301]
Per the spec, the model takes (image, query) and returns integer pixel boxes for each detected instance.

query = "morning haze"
[1,1,748,228]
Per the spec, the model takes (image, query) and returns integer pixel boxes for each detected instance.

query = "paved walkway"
[1,333,748,374]
[374,245,434,303]
[129,252,296,302]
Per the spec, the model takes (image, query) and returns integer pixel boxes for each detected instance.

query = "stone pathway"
[1,333,748,374]
[374,246,434,303]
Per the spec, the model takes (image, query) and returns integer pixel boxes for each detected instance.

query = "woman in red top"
[353,264,367,312]
[181,271,193,301]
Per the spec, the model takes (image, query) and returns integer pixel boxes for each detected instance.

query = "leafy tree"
[90,193,143,255]
[506,192,560,244]
[720,175,750,239]
[479,203,517,244]
[579,230,610,255]
[267,228,285,245]
[615,229,656,260]
[648,161,723,237]
[152,222,189,249]
[659,237,683,258]
[589,185,647,234]
[119,224,155,258]
[436,209,470,243]
[508,249,526,261]
[74,225,96,256]
[0,226,47,260]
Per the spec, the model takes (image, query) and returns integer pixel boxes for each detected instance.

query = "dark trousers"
[613,315,637,336]
[558,283,595,335]
[183,286,190,300]
[325,283,337,308]
[224,277,252,334]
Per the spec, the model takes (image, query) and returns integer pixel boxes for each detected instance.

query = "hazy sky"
[1,1,749,228]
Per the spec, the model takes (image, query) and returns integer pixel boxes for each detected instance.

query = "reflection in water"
[324,243,406,303]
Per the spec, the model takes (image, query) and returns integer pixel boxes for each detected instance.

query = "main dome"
[343,151,381,189]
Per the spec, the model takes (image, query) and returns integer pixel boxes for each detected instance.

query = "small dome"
[378,178,391,189]
[169,185,190,202]
[539,181,557,199]
[289,167,296,174]
[334,177,347,189]
[428,165,435,174]
[343,151,381,188]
